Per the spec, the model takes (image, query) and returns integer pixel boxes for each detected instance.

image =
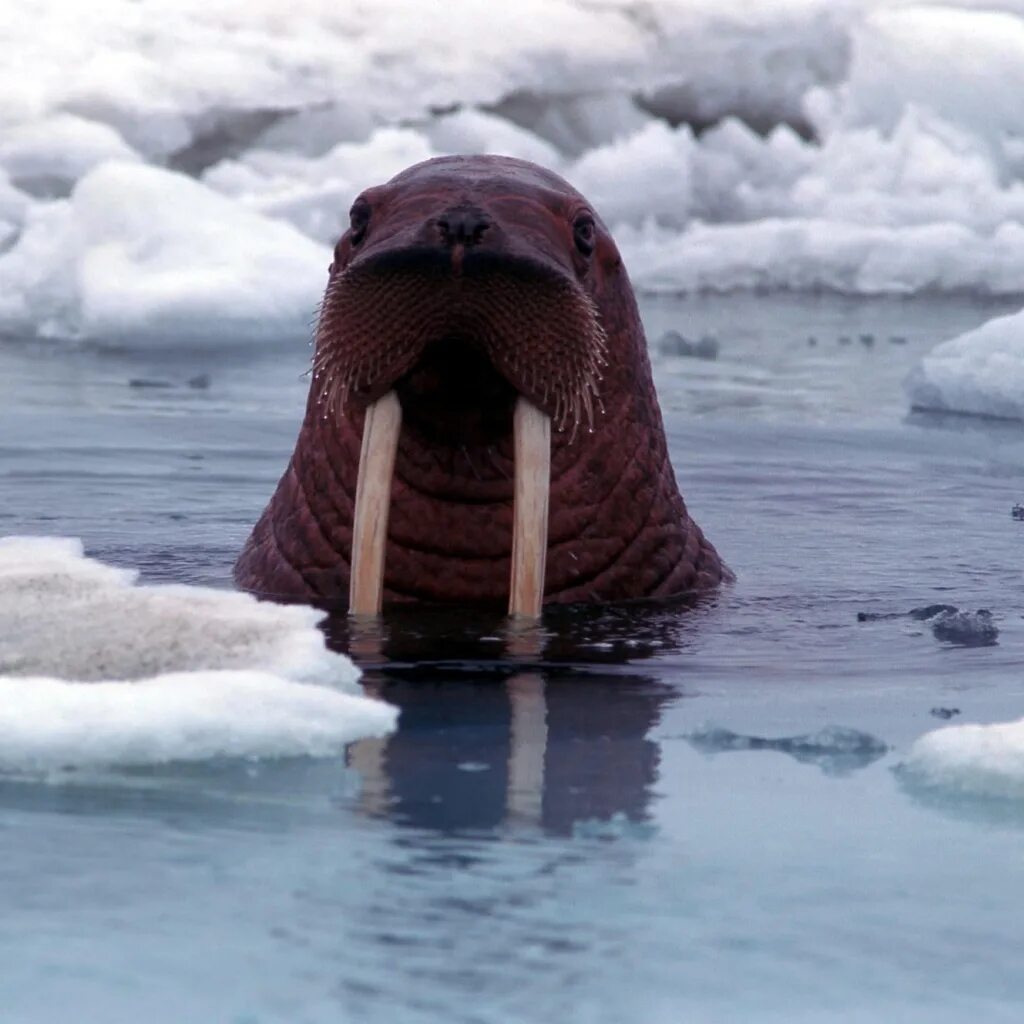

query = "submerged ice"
[0,537,397,772]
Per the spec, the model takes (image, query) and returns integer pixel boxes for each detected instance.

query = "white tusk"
[509,396,551,618]
[349,390,402,615]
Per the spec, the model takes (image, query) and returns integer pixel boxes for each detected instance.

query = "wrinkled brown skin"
[235,155,729,607]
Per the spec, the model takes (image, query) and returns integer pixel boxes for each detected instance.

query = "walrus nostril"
[437,207,490,247]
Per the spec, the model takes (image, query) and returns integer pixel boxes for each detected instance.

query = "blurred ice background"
[2,0,1024,416]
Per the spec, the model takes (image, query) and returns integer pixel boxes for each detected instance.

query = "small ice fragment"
[899,716,1024,800]
[908,603,959,621]
[0,536,396,771]
[930,608,998,647]
[688,725,887,776]
[572,812,655,841]
[696,335,719,359]
[656,330,718,360]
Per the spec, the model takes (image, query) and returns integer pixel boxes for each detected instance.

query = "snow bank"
[0,162,327,342]
[900,717,1024,800]
[0,537,396,771]
[906,309,1024,420]
[3,0,1024,341]
[833,6,1024,180]
[621,217,1024,296]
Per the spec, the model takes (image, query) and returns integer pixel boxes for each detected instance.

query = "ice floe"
[0,536,396,772]
[900,717,1024,800]
[906,309,1024,421]
[0,162,327,343]
[1,0,1024,343]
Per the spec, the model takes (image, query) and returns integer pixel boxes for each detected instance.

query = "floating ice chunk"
[688,725,887,776]
[690,118,813,222]
[0,536,355,685]
[424,108,562,169]
[637,0,851,134]
[0,161,328,342]
[0,536,396,771]
[835,6,1024,178]
[0,671,396,773]
[485,92,653,157]
[0,169,30,248]
[857,603,999,646]
[929,608,998,647]
[906,308,1024,420]
[204,127,437,244]
[656,330,719,360]
[793,106,1024,233]
[0,114,139,196]
[572,811,656,841]
[900,717,1024,800]
[570,122,697,228]
[620,217,1024,296]
[249,103,378,158]
[3,0,1024,320]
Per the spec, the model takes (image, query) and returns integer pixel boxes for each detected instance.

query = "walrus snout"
[312,258,607,434]
[436,205,491,248]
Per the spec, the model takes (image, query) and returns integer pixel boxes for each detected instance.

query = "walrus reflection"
[323,593,709,668]
[346,671,674,835]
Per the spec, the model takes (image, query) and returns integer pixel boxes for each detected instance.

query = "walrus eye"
[349,199,371,245]
[573,215,596,257]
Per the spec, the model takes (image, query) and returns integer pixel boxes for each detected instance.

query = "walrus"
[235,155,728,613]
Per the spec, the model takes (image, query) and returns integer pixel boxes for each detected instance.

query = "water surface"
[2,293,1023,1023]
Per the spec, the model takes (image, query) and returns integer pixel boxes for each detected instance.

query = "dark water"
[2,293,1024,1022]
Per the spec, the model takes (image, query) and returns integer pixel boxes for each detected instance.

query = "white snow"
[0,162,327,342]
[0,114,140,195]
[901,717,1024,800]
[0,537,397,772]
[906,309,1024,420]
[0,671,393,773]
[0,0,1023,361]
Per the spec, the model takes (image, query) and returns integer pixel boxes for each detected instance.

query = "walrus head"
[235,155,728,612]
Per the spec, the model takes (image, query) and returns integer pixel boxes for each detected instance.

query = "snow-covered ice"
[2,0,1024,412]
[0,537,397,772]
[906,309,1024,420]
[0,162,326,343]
[1,0,1024,343]
[900,717,1024,800]
[0,671,394,773]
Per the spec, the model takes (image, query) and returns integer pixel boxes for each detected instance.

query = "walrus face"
[312,160,609,438]
[235,156,728,612]
[311,157,620,614]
